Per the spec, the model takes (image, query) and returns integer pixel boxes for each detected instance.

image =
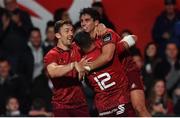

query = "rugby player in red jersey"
[78,8,150,116]
[44,20,89,117]
[74,31,135,116]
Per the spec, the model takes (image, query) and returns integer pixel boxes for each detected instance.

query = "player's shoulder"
[44,47,59,58]
[106,28,119,35]
[101,28,120,43]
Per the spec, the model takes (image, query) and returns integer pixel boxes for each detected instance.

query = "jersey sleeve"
[44,51,58,67]
[101,32,117,46]
[71,43,82,62]
[116,41,126,55]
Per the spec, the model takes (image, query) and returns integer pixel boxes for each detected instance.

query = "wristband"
[121,35,136,47]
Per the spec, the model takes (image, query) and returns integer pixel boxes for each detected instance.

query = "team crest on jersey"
[102,33,112,42]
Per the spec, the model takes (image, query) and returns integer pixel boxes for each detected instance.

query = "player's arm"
[117,35,137,55]
[46,62,75,78]
[95,24,137,55]
[131,90,151,117]
[85,43,115,71]
[84,35,137,71]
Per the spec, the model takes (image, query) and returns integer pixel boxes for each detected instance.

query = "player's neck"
[90,30,96,40]
[57,41,70,51]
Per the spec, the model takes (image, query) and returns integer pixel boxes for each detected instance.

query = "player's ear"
[95,20,99,26]
[55,33,61,39]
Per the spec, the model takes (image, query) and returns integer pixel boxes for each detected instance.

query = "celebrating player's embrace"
[44,8,150,117]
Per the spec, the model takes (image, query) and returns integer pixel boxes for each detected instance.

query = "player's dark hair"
[54,8,67,22]
[74,31,93,51]
[54,20,72,33]
[80,8,100,21]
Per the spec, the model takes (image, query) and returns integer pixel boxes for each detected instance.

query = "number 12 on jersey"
[94,72,116,90]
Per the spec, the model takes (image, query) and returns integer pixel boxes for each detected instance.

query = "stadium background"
[1,0,180,53]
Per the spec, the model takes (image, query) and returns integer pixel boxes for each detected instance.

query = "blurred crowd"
[0,0,180,116]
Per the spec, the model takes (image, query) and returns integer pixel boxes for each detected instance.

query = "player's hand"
[131,35,138,42]
[93,23,107,38]
[75,61,84,72]
[78,71,85,81]
[74,61,87,81]
[80,56,92,67]
[74,57,89,72]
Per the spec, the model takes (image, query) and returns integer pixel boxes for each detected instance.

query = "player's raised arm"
[84,34,137,71]
[95,24,137,55]
[117,35,137,55]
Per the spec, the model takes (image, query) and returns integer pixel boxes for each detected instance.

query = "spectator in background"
[152,0,180,56]
[11,8,29,39]
[3,0,33,34]
[148,79,174,116]
[142,42,161,93]
[132,52,144,71]
[92,2,115,30]
[27,28,44,80]
[43,21,56,55]
[19,28,44,86]
[0,57,27,115]
[28,98,52,117]
[174,99,180,115]
[0,9,28,73]
[30,69,53,112]
[54,8,71,22]
[0,7,4,39]
[154,42,180,104]
[172,21,180,47]
[2,97,25,117]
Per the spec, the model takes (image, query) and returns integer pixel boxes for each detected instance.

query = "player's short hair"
[54,8,67,22]
[80,8,100,21]
[54,20,72,33]
[74,31,93,51]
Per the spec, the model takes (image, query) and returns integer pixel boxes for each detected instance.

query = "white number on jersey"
[94,72,116,90]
